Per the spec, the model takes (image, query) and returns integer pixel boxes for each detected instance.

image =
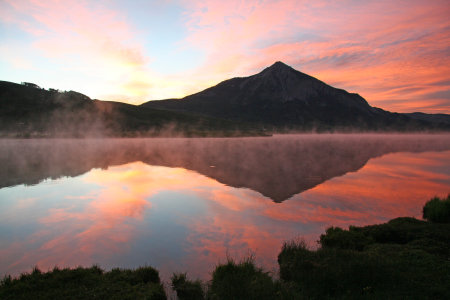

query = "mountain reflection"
[1,134,450,202]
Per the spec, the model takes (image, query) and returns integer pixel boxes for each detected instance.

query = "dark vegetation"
[1,196,449,299]
[171,273,204,300]
[0,266,166,300]
[406,112,450,125]
[279,217,450,299]
[423,194,450,223]
[208,257,279,299]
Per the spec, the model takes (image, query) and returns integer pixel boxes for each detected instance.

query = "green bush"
[0,265,166,300]
[319,226,374,250]
[278,242,394,298]
[171,273,204,300]
[208,257,278,300]
[423,195,450,223]
[279,217,450,299]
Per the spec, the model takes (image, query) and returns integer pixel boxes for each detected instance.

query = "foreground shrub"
[423,195,450,223]
[171,273,204,300]
[279,242,391,298]
[279,218,450,299]
[319,226,373,250]
[0,265,166,300]
[208,257,278,300]
[319,217,450,257]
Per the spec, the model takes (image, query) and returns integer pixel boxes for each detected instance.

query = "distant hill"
[0,80,256,137]
[142,62,449,131]
[405,112,450,125]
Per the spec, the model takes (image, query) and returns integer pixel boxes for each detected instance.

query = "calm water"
[1,134,449,281]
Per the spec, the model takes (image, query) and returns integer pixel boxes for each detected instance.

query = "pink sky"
[0,0,449,113]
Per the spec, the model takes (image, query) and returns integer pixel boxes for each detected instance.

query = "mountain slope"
[405,112,450,125]
[142,62,448,131]
[0,80,256,137]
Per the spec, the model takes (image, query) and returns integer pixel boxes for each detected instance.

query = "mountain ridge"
[141,61,449,131]
[0,80,258,137]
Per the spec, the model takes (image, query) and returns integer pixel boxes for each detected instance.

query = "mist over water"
[2,134,450,200]
[0,134,449,281]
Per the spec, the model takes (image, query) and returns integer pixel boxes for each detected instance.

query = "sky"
[0,0,449,113]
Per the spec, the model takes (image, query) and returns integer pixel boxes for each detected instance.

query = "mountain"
[142,61,449,131]
[0,80,257,137]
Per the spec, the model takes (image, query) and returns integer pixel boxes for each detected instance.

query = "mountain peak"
[266,61,292,71]
[272,61,289,67]
[254,61,315,86]
[258,61,309,79]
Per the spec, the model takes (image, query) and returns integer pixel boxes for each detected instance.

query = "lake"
[1,134,449,281]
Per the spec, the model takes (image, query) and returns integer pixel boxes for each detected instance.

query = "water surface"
[1,134,449,280]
